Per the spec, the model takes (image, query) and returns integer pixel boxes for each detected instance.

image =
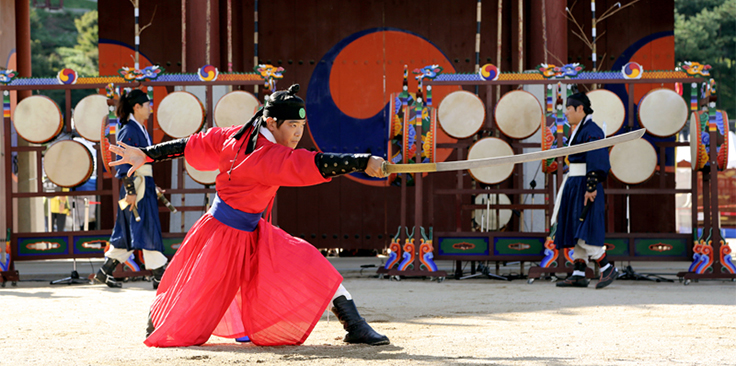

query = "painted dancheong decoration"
[255,64,284,91]
[57,68,78,85]
[536,63,584,79]
[418,227,438,272]
[0,69,17,84]
[398,227,415,271]
[198,65,219,82]
[119,65,163,82]
[681,61,711,77]
[478,63,499,81]
[383,227,402,271]
[622,62,643,79]
[413,64,443,81]
[688,230,714,275]
[720,241,736,274]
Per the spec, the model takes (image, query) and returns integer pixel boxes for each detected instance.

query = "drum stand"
[50,199,88,285]
[458,261,508,281]
[617,265,673,282]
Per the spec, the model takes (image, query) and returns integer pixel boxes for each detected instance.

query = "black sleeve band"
[586,171,599,193]
[122,176,137,196]
[141,137,189,163]
[315,153,371,178]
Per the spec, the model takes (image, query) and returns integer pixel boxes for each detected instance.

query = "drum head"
[184,158,219,185]
[495,90,542,139]
[73,94,108,142]
[638,88,688,137]
[438,90,485,139]
[44,140,93,187]
[467,137,514,184]
[473,193,511,231]
[690,112,704,171]
[13,95,63,143]
[719,111,729,170]
[157,91,205,138]
[587,89,625,137]
[214,91,261,128]
[610,139,656,184]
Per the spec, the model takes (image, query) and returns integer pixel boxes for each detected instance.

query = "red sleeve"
[249,143,331,187]
[184,126,240,171]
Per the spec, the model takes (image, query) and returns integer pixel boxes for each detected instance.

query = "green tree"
[675,0,736,119]
[29,9,98,113]
[56,11,98,77]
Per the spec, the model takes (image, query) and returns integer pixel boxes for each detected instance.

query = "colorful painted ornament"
[197,65,219,82]
[57,68,78,85]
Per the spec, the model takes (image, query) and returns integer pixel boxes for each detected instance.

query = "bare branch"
[571,29,594,50]
[598,0,642,23]
[595,52,607,71]
[139,5,158,34]
[567,10,593,49]
[546,51,566,66]
[129,0,135,8]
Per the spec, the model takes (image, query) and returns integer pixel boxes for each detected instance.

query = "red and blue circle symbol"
[198,65,219,81]
[57,68,78,85]
[306,28,456,185]
[479,63,499,81]
[622,62,643,79]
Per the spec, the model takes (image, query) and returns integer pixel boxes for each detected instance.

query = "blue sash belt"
[209,194,260,232]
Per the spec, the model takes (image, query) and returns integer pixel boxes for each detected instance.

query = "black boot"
[150,266,165,290]
[146,312,155,338]
[331,296,390,346]
[557,259,589,288]
[92,258,122,288]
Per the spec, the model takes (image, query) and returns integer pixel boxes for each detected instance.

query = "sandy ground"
[1,262,735,366]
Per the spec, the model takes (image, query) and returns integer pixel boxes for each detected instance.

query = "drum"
[157,91,205,138]
[495,90,542,139]
[44,140,93,187]
[13,95,63,143]
[467,137,514,184]
[437,90,485,139]
[472,193,512,231]
[609,139,656,184]
[690,110,729,171]
[73,94,108,142]
[587,89,625,136]
[214,91,261,128]
[638,88,688,137]
[184,158,219,185]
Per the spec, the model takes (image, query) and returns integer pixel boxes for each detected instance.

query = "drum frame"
[420,76,726,281]
[1,79,263,264]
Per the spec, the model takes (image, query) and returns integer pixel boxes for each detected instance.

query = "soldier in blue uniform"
[92,89,167,289]
[554,92,618,289]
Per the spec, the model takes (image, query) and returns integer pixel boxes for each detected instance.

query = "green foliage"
[30,9,98,111]
[675,0,736,120]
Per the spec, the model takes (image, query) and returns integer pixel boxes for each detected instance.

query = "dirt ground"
[1,269,735,366]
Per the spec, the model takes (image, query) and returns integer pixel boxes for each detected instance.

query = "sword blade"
[383,129,645,174]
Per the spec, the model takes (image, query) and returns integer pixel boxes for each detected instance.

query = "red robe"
[145,126,343,347]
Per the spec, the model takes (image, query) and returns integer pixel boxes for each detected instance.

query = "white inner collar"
[260,127,277,143]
